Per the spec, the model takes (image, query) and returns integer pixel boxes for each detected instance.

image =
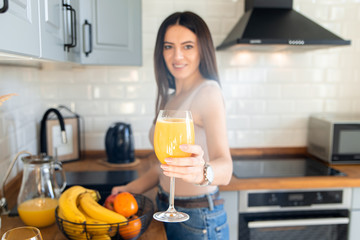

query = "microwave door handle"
[248,217,349,228]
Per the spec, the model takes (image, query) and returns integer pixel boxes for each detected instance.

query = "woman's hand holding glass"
[160,144,206,185]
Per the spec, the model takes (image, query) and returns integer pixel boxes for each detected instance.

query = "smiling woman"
[111,11,232,240]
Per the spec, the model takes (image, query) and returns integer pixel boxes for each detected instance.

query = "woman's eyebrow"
[181,41,195,45]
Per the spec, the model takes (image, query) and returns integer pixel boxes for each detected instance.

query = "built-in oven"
[238,188,351,240]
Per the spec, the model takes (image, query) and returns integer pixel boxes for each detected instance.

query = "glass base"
[153,211,190,223]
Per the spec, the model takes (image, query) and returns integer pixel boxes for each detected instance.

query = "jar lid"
[21,154,54,164]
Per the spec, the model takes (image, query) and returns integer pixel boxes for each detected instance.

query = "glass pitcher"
[17,154,66,228]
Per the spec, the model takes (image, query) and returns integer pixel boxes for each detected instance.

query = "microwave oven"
[307,113,360,164]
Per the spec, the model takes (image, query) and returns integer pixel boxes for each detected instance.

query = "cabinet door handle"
[83,20,92,57]
[70,6,77,48]
[0,0,8,13]
[63,3,77,51]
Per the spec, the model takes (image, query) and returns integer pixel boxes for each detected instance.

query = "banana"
[58,185,99,224]
[78,192,128,225]
[78,205,112,236]
[57,206,86,238]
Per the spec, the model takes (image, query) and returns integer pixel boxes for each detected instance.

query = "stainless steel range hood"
[216,0,351,52]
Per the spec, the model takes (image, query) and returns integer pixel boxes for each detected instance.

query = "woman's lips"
[173,64,186,69]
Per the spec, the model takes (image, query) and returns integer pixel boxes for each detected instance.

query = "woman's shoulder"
[192,80,223,109]
[195,80,222,99]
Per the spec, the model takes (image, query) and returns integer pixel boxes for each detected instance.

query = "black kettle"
[105,122,135,164]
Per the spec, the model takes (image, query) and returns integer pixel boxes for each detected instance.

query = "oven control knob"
[316,192,323,201]
[269,194,277,204]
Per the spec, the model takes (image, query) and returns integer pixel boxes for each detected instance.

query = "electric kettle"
[105,122,135,164]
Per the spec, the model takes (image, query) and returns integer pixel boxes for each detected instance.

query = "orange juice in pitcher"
[18,198,58,227]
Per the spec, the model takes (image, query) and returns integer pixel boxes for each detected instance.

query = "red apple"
[103,194,117,211]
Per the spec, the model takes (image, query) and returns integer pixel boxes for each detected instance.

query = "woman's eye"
[184,45,194,50]
[164,45,172,50]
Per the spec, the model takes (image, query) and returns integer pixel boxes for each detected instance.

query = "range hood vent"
[216,0,351,51]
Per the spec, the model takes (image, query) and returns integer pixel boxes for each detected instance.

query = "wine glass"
[153,110,195,222]
[1,226,43,240]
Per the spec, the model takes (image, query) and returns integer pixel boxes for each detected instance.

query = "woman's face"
[163,25,201,82]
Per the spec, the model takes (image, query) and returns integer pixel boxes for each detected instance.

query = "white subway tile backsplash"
[251,85,281,99]
[108,68,140,83]
[294,100,324,113]
[266,100,294,113]
[235,130,265,148]
[279,115,309,129]
[84,133,106,150]
[226,116,250,130]
[263,129,305,147]
[313,53,340,68]
[76,101,108,116]
[293,69,324,83]
[325,100,355,112]
[59,85,92,100]
[236,100,266,115]
[250,116,281,129]
[266,69,296,83]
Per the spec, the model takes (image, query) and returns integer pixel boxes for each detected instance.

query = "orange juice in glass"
[153,110,194,223]
[154,118,195,164]
[17,197,58,227]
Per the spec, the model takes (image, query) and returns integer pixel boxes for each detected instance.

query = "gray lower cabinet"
[222,191,238,240]
[79,0,142,65]
[0,0,40,57]
[349,187,360,240]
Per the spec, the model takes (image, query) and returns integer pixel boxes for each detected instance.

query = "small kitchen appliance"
[40,106,81,162]
[105,122,135,164]
[307,113,360,164]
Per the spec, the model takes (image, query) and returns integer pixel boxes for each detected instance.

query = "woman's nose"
[174,48,184,59]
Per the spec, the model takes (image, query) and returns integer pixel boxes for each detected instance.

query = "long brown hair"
[153,11,220,119]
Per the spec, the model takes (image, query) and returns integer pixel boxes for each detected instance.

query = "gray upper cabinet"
[0,0,40,57]
[39,0,80,62]
[79,0,142,66]
[39,0,66,61]
[0,0,141,66]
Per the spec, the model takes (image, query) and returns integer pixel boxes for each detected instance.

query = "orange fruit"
[113,192,138,218]
[119,215,142,240]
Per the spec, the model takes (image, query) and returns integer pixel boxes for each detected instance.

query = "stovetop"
[232,156,346,179]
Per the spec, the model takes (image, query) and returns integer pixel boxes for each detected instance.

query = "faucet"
[40,108,68,155]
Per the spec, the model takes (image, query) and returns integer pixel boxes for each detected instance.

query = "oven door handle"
[248,217,349,228]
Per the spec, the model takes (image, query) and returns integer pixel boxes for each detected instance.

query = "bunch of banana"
[78,192,128,224]
[57,185,128,240]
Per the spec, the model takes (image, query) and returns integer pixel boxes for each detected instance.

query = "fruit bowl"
[55,194,154,240]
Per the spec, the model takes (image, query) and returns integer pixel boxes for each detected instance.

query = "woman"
[112,11,232,240]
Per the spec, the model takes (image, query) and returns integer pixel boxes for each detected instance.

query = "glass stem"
[167,176,176,212]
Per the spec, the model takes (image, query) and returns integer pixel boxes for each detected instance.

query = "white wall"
[0,0,359,181]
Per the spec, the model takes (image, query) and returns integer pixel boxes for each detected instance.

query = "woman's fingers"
[111,186,126,195]
[180,144,204,158]
[161,164,203,183]
[165,156,204,166]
